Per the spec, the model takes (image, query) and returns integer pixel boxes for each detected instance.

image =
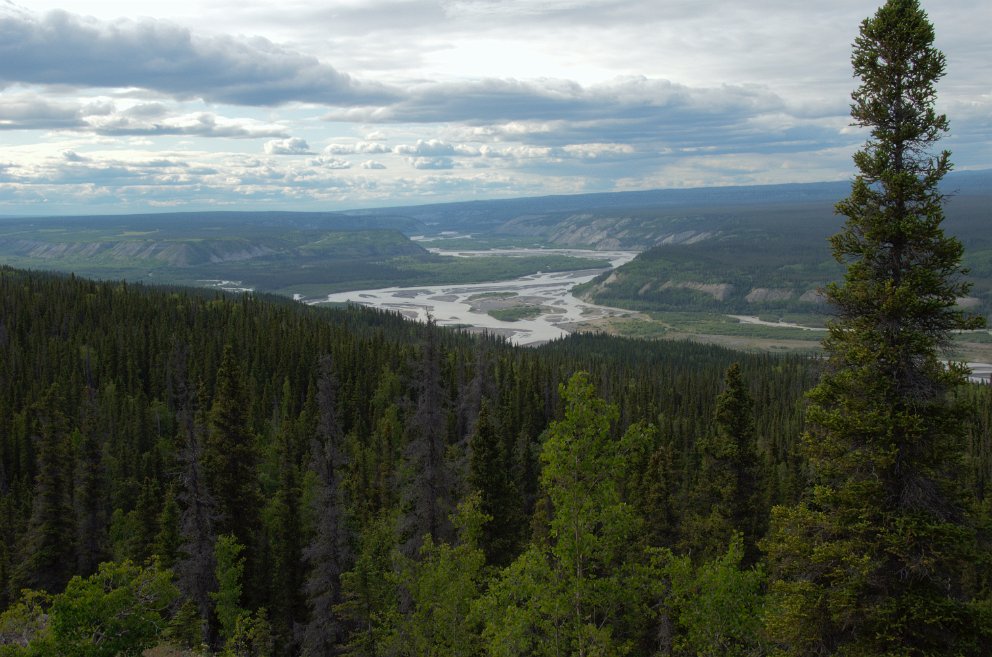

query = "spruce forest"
[2,1,992,656]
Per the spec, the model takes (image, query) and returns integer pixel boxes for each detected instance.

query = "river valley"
[304,248,638,345]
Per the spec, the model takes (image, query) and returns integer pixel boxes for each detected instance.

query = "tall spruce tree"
[681,363,762,564]
[175,375,219,643]
[206,344,263,608]
[399,324,453,556]
[74,386,109,577]
[13,385,76,594]
[302,355,351,657]
[468,399,523,566]
[763,1,988,654]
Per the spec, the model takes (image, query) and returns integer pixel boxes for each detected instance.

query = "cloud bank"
[0,9,395,106]
[0,0,988,214]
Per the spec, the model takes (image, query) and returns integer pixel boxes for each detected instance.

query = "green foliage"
[390,494,489,657]
[47,560,179,657]
[662,534,765,657]
[468,401,524,565]
[336,514,400,657]
[163,598,205,652]
[486,305,544,322]
[479,373,660,657]
[681,363,763,563]
[220,608,274,657]
[0,590,51,654]
[0,251,986,656]
[211,535,247,644]
[154,486,182,569]
[763,2,991,654]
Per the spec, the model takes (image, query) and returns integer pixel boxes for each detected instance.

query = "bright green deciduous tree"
[763,1,988,654]
[663,533,765,657]
[391,493,489,657]
[47,560,179,657]
[479,373,657,657]
[211,534,247,645]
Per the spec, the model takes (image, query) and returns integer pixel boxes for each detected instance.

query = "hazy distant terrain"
[1,171,988,337]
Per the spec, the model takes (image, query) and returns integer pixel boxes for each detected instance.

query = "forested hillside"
[0,265,989,656]
[574,190,992,317]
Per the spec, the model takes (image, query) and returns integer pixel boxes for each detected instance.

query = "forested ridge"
[0,263,989,656]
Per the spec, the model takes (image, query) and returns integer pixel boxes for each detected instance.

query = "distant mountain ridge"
[0,170,988,316]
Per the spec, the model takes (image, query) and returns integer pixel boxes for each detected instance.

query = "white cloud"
[323,141,392,155]
[94,111,292,139]
[394,139,480,157]
[311,155,352,169]
[264,137,312,155]
[0,0,989,213]
[408,156,455,170]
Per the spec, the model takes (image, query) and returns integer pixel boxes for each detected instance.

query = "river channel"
[305,248,638,346]
[298,247,992,381]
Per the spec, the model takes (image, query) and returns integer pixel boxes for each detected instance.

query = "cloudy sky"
[1,0,989,215]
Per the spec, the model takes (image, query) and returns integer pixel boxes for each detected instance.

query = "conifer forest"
[1,1,991,656]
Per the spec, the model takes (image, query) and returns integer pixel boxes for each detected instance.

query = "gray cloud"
[93,111,291,139]
[0,9,396,106]
[323,76,805,153]
[0,91,292,138]
[0,94,86,130]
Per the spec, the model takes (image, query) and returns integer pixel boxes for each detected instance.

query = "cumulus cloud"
[408,156,455,170]
[323,141,392,155]
[0,92,291,138]
[322,76,811,153]
[311,155,352,169]
[560,143,637,160]
[94,111,291,139]
[0,93,86,130]
[394,139,480,157]
[362,160,387,169]
[264,137,312,155]
[0,9,396,106]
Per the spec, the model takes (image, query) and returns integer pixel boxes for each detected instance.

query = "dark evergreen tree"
[175,377,219,644]
[336,513,399,657]
[74,386,109,577]
[269,426,306,655]
[621,422,678,549]
[468,399,523,566]
[764,2,989,653]
[206,344,262,546]
[131,476,163,562]
[302,355,351,657]
[681,363,763,563]
[399,324,453,556]
[12,385,76,594]
[154,485,182,569]
[206,344,263,607]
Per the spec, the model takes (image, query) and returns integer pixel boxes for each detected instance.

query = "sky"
[1,0,989,215]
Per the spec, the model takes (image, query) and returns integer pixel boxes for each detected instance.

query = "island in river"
[304,248,639,345]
